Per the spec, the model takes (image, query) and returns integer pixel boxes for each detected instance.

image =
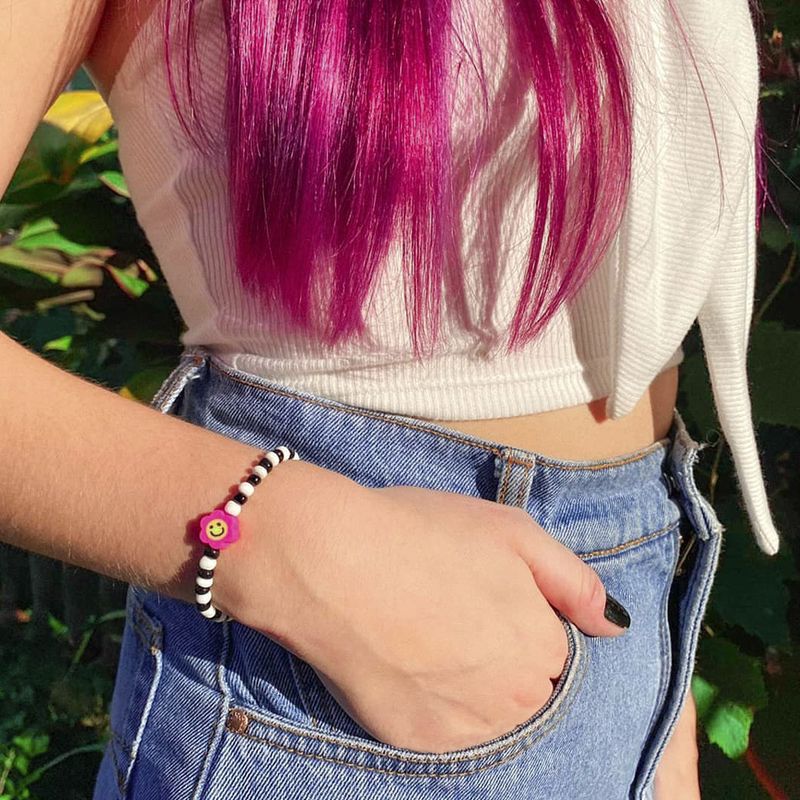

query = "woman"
[0,0,780,797]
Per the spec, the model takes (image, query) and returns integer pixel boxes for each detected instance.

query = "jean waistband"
[151,345,722,555]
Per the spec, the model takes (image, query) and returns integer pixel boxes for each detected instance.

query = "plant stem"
[745,744,789,800]
[753,247,797,326]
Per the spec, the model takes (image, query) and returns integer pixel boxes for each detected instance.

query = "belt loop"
[150,346,209,415]
[667,409,723,542]
[494,447,536,510]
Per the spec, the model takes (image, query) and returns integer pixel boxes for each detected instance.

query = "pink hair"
[161,0,759,355]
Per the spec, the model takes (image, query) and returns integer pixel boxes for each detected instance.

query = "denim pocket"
[221,613,588,778]
[106,587,164,797]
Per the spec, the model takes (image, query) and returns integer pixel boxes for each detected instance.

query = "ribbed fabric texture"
[105,0,780,555]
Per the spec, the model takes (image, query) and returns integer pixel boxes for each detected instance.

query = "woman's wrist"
[0,333,345,646]
[205,456,357,648]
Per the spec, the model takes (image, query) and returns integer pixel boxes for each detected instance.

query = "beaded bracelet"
[195,444,300,622]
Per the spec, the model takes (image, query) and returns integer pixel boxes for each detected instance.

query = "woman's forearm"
[0,331,337,634]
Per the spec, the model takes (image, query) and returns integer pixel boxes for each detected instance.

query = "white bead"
[200,605,218,619]
[196,575,214,589]
[276,445,291,461]
[265,451,280,467]
[200,556,217,569]
[224,500,242,516]
[253,465,268,479]
[199,555,218,571]
[291,451,300,460]
[238,481,255,497]
[195,590,211,604]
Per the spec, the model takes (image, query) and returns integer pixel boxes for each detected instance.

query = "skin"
[1,0,699,793]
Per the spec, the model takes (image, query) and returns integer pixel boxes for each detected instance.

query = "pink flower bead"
[199,509,240,550]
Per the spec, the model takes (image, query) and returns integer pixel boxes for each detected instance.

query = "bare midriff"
[423,366,680,461]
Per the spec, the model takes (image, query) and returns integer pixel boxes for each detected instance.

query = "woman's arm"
[0,0,105,193]
[1,0,623,755]
[0,329,322,639]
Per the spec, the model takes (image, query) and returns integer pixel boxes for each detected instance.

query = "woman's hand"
[219,473,630,754]
[655,692,702,799]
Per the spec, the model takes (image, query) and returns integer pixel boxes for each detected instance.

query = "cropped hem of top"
[104,0,781,555]
[212,345,686,421]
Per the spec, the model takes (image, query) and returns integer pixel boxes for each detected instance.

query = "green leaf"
[749,322,800,428]
[15,217,99,257]
[710,499,796,647]
[98,170,130,198]
[0,203,35,230]
[694,636,769,761]
[122,365,173,402]
[677,351,718,439]
[61,261,104,288]
[46,615,69,639]
[79,138,119,165]
[697,637,769,711]
[758,215,793,253]
[705,701,754,759]
[692,674,718,720]
[0,247,65,279]
[43,335,73,352]
[105,265,150,298]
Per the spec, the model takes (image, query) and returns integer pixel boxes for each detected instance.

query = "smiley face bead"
[199,509,240,549]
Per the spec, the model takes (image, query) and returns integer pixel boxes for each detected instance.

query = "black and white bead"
[223,446,300,518]
[195,546,230,622]
[195,445,301,623]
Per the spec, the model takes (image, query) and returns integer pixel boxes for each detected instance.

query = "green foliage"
[681,8,800,796]
[0,79,181,799]
[0,612,119,800]
[0,87,183,397]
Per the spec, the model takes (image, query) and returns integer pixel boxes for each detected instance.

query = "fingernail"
[604,594,631,629]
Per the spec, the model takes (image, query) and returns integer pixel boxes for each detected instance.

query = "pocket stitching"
[109,593,164,796]
[225,618,589,776]
[577,519,680,560]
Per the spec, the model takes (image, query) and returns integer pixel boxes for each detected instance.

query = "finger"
[513,523,631,637]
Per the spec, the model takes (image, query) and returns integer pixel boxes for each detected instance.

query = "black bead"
[197,567,214,579]
[274,448,285,462]
[247,474,261,486]
[196,598,212,612]
[258,457,273,472]
[203,546,220,558]
[233,492,247,505]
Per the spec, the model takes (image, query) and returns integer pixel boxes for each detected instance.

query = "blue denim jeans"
[93,346,723,800]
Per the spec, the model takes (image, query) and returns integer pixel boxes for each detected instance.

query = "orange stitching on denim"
[534,439,670,472]
[576,521,679,560]
[514,463,532,509]
[497,462,512,505]
[225,639,587,779]
[223,619,585,777]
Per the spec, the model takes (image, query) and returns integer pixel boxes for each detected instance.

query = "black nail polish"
[604,594,631,629]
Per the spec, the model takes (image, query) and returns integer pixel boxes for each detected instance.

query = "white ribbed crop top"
[105,0,781,555]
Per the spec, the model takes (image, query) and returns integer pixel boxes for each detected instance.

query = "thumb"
[514,524,631,637]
